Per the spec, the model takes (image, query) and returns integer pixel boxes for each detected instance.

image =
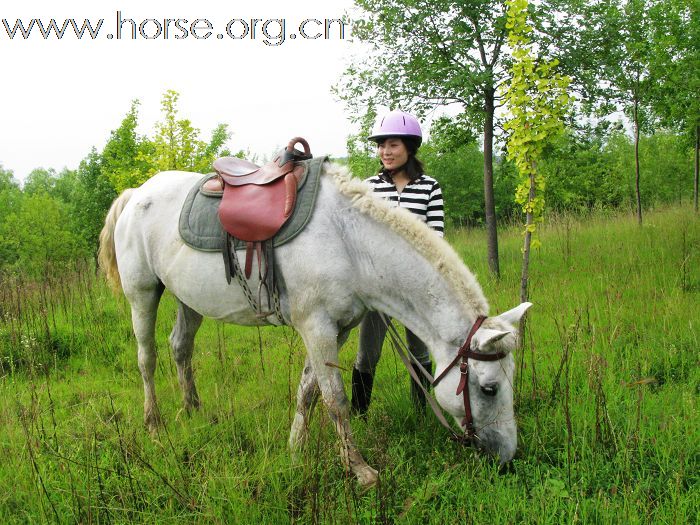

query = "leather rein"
[380,314,508,442]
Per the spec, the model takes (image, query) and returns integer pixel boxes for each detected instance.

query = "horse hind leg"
[128,283,165,432]
[169,300,203,414]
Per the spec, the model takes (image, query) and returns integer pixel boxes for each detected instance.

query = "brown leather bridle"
[382,314,508,441]
[432,315,508,437]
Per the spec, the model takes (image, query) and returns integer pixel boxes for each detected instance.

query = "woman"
[351,109,445,415]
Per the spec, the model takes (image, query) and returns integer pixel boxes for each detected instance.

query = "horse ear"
[473,328,510,350]
[496,302,533,326]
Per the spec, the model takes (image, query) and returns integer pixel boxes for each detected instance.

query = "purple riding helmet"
[368,110,423,147]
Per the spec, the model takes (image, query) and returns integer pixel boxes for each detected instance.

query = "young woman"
[351,109,445,415]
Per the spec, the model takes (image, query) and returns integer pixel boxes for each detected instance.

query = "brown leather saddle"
[208,138,313,317]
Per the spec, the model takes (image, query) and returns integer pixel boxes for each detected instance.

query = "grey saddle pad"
[179,156,327,252]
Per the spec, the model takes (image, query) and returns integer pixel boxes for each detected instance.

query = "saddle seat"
[211,137,313,285]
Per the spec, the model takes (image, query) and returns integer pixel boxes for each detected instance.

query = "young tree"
[503,0,571,303]
[146,90,230,176]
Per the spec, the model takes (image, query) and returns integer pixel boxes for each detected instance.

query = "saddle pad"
[179,156,327,252]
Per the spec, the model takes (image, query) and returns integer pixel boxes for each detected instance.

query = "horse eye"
[480,383,499,397]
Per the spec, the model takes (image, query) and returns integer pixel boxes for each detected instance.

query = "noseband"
[382,314,508,442]
[432,316,508,438]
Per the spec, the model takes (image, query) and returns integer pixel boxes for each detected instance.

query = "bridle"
[381,314,509,442]
[432,316,508,437]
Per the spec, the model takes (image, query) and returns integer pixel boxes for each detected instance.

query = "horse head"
[433,302,532,464]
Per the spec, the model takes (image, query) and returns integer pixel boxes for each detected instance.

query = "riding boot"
[410,360,433,413]
[351,368,374,417]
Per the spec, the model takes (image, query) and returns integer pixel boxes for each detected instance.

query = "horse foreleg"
[289,356,320,451]
[169,300,203,413]
[298,316,378,488]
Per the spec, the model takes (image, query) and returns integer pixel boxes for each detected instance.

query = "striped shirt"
[364,173,445,237]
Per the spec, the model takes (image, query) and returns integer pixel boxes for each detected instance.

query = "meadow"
[0,205,697,524]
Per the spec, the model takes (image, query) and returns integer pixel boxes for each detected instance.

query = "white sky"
[1,0,364,182]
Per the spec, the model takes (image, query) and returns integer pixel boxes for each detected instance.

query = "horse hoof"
[356,466,379,489]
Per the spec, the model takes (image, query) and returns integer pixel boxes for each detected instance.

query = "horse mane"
[324,162,489,317]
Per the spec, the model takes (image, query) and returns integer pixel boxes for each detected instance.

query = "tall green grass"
[0,205,697,523]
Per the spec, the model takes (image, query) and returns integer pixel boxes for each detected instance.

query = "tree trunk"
[634,97,642,225]
[518,165,536,350]
[520,170,536,304]
[695,124,699,213]
[483,88,500,277]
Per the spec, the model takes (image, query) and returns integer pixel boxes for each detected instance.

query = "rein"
[380,314,508,442]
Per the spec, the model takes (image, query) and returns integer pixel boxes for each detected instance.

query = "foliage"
[0,192,89,277]
[420,116,495,227]
[101,100,155,193]
[648,0,699,136]
[503,0,571,247]
[339,0,511,121]
[0,90,232,274]
[345,105,379,180]
[144,90,230,176]
[71,149,118,256]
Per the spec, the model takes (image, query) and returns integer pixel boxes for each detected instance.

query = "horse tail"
[98,188,135,292]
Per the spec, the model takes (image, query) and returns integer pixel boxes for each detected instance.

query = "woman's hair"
[378,136,425,182]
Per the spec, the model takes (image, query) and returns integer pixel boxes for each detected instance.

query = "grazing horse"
[98,161,531,486]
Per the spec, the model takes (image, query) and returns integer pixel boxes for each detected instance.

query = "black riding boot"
[410,360,433,413]
[351,368,374,417]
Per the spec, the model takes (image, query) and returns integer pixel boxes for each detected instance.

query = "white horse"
[98,161,531,487]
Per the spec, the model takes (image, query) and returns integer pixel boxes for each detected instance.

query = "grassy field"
[0,205,698,524]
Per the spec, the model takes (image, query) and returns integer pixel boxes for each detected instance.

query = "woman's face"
[378,138,408,171]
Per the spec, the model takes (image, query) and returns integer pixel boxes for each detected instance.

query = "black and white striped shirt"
[364,173,445,237]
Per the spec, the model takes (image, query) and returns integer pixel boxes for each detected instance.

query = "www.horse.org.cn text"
[1,12,348,46]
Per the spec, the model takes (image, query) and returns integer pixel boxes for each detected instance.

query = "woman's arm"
[426,181,445,237]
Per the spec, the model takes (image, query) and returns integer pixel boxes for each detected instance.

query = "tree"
[649,0,700,212]
[72,149,118,258]
[503,0,570,303]
[339,0,518,276]
[102,100,155,192]
[146,90,230,175]
[23,167,58,195]
[0,192,88,276]
[555,0,658,224]
[0,165,21,269]
[419,116,487,226]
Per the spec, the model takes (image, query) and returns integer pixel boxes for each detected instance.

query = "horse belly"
[161,247,266,326]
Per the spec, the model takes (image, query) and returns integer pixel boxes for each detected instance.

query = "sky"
[1,0,365,183]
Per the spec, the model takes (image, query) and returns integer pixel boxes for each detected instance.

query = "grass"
[0,205,698,523]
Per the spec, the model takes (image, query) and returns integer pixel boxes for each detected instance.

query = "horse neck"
[343,207,474,358]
